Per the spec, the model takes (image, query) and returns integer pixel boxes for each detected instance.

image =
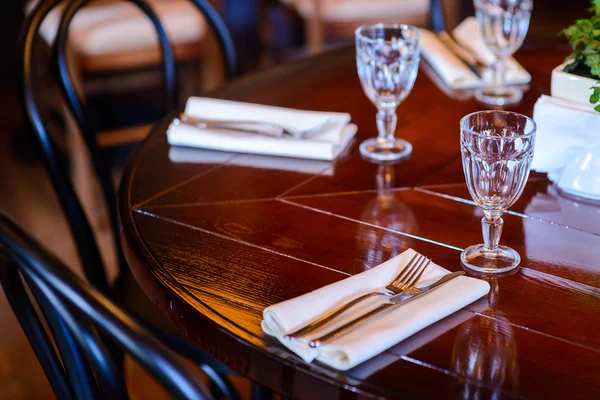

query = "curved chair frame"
[0,211,213,400]
[19,0,111,292]
[54,0,179,279]
[18,3,244,399]
[21,0,238,292]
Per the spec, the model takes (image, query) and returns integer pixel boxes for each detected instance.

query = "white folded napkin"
[167,97,356,161]
[168,148,334,175]
[420,17,531,90]
[531,95,600,173]
[453,17,496,66]
[262,249,490,370]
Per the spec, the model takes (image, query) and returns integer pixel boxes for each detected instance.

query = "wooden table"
[119,44,600,399]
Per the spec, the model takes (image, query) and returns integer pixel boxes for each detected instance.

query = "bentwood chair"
[19,2,249,399]
[0,211,221,400]
[28,0,236,146]
[20,0,235,292]
[277,0,456,53]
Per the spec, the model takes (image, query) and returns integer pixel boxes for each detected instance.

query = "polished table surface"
[119,43,600,399]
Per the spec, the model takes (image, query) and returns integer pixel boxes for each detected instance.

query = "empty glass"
[460,111,536,273]
[474,0,533,106]
[355,24,420,161]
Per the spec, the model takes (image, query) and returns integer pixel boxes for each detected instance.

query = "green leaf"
[595,104,600,112]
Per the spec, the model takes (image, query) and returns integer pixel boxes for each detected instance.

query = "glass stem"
[493,55,508,93]
[376,109,397,147]
[482,216,503,252]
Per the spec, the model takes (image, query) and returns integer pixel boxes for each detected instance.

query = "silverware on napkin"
[308,270,465,348]
[286,253,430,340]
[436,31,484,78]
[172,113,332,139]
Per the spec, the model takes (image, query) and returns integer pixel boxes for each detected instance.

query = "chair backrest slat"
[0,264,75,400]
[21,0,238,292]
[52,0,179,276]
[28,278,102,400]
[18,0,110,292]
[189,0,238,79]
[0,212,213,400]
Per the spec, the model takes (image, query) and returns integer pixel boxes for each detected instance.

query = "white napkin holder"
[532,95,600,202]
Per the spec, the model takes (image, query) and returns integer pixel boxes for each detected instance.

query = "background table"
[119,44,600,399]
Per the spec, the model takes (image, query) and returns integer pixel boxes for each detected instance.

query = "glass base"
[460,244,520,274]
[474,86,523,107]
[359,138,412,162]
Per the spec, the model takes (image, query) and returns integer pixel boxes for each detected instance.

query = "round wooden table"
[119,44,600,399]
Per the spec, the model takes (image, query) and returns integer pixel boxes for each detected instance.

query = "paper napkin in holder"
[532,95,600,200]
[262,249,490,370]
[167,97,357,161]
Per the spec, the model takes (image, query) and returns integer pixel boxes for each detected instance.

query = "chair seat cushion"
[37,0,206,57]
[280,0,430,23]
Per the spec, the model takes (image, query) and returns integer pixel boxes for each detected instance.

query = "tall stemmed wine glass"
[474,0,533,106]
[355,24,420,161]
[460,110,536,273]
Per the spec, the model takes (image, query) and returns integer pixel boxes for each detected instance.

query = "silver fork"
[285,253,430,340]
[172,113,332,139]
[308,269,462,348]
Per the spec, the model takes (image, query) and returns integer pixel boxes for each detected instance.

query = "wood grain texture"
[118,25,598,399]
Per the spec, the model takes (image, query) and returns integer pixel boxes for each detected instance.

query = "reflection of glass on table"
[358,163,418,266]
[451,275,519,397]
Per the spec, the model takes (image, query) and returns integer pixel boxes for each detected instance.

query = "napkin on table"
[420,17,531,90]
[531,95,600,173]
[262,249,490,370]
[167,97,357,161]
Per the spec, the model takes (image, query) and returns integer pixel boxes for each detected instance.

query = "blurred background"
[0,0,592,398]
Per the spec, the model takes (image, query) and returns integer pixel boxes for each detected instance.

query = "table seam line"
[138,187,415,210]
[280,187,412,200]
[134,208,351,277]
[416,175,548,190]
[277,199,600,350]
[139,197,278,210]
[474,312,600,354]
[278,198,464,252]
[132,153,240,209]
[275,151,360,198]
[415,187,600,237]
[134,206,600,355]
[135,209,600,386]
[280,196,600,293]
[399,356,530,399]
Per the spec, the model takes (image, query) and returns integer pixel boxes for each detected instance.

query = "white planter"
[551,63,598,109]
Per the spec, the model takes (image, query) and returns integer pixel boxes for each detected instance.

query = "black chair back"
[19,0,238,292]
[0,211,213,400]
[19,0,111,292]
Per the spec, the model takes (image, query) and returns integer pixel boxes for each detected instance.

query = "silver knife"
[308,271,465,348]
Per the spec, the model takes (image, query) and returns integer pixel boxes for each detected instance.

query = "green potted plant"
[551,0,600,111]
